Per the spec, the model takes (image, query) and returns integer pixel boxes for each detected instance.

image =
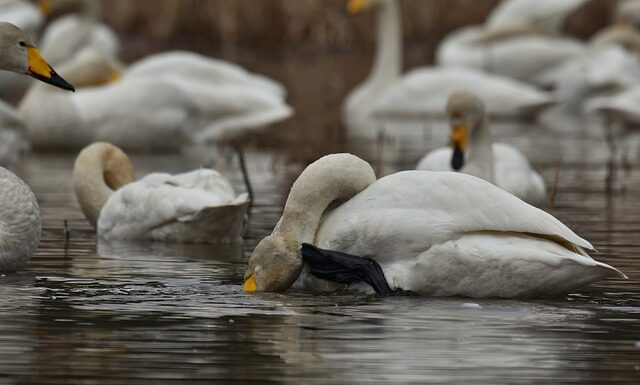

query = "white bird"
[0,0,42,37]
[343,0,553,134]
[18,48,292,151]
[243,153,624,297]
[73,142,249,243]
[436,26,585,86]
[416,92,547,206]
[487,0,589,35]
[0,22,74,271]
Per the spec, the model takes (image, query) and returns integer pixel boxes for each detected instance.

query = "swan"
[416,92,547,206]
[73,142,249,243]
[38,0,119,66]
[343,0,553,132]
[0,22,74,271]
[0,0,42,37]
[18,48,292,151]
[487,0,589,35]
[435,0,588,85]
[436,26,585,86]
[243,153,624,297]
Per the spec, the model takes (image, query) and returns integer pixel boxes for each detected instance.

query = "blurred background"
[77,0,617,159]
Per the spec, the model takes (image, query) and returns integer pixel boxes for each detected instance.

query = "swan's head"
[37,0,93,16]
[0,22,74,91]
[244,233,304,293]
[345,0,390,15]
[447,91,485,171]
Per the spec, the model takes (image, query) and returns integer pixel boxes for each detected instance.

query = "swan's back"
[0,167,40,271]
[98,169,248,243]
[125,51,286,98]
[371,67,554,120]
[316,171,589,263]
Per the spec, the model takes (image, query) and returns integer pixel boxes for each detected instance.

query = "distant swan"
[416,91,547,206]
[343,0,553,133]
[19,48,292,151]
[73,142,249,243]
[243,153,624,297]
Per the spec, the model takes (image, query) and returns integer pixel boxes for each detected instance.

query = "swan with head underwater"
[343,0,554,135]
[244,153,625,297]
[0,22,74,271]
[417,91,547,206]
[73,142,249,243]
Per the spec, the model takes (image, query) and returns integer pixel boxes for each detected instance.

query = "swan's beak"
[244,275,257,293]
[345,0,368,15]
[38,0,52,16]
[451,123,468,171]
[27,46,75,92]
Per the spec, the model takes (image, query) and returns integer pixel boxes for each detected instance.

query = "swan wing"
[98,169,248,242]
[371,67,554,119]
[125,51,286,98]
[488,0,587,34]
[493,143,547,205]
[316,171,591,265]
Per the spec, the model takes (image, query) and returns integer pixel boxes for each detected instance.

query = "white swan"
[435,0,588,85]
[0,0,42,37]
[243,153,624,297]
[343,0,553,132]
[416,92,546,206]
[487,0,589,35]
[19,48,292,151]
[0,22,74,271]
[436,26,585,86]
[73,142,249,243]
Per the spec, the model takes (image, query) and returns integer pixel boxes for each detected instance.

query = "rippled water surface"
[2,120,640,384]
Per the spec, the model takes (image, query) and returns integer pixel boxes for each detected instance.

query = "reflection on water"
[1,113,639,383]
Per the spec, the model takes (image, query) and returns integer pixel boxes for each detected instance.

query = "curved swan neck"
[278,154,376,244]
[369,0,402,87]
[73,142,135,228]
[466,116,495,181]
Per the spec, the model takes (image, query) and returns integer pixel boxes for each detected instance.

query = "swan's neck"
[465,118,495,182]
[73,144,135,228]
[277,154,376,244]
[368,0,402,88]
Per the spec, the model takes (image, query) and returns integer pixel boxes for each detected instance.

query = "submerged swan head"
[447,91,486,171]
[73,142,135,228]
[0,22,74,91]
[244,153,376,293]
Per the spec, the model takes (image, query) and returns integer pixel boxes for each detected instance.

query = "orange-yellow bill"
[27,46,75,92]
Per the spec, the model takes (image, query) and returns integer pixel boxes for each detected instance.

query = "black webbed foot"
[301,243,408,297]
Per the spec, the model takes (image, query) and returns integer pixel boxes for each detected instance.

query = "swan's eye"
[18,41,26,47]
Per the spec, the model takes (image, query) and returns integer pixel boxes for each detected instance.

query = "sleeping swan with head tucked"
[243,154,625,298]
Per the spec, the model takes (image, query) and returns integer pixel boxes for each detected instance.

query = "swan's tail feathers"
[301,243,397,297]
[193,104,294,143]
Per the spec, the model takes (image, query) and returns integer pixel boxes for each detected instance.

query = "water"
[1,117,638,385]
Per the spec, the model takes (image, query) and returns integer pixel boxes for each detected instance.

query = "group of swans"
[343,0,554,135]
[0,0,292,151]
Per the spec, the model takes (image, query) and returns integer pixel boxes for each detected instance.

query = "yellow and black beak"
[451,122,468,171]
[27,46,75,92]
[244,275,257,293]
[345,0,368,16]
